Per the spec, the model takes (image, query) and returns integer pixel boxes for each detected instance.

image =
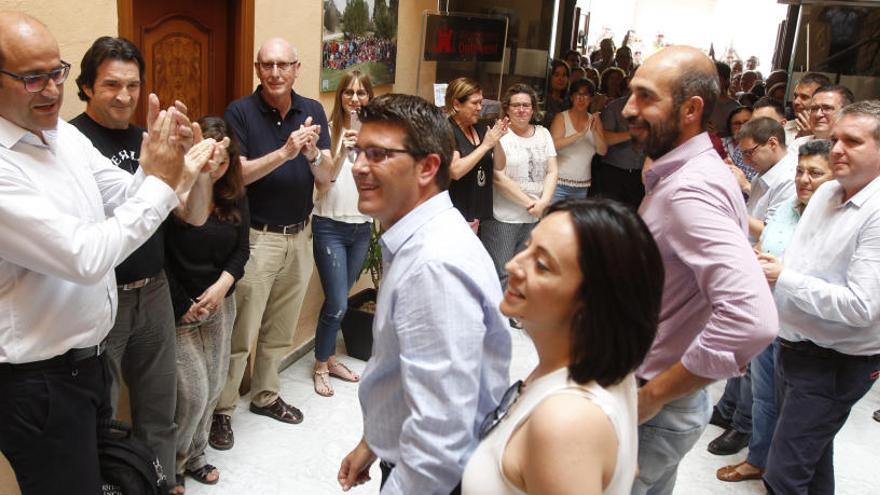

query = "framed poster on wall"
[321,0,399,92]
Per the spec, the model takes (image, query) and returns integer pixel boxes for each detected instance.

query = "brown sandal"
[328,361,360,382]
[716,461,764,482]
[314,370,334,397]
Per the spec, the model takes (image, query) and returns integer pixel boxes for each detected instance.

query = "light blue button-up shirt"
[358,191,512,494]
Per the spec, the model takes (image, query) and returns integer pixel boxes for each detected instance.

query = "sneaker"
[208,414,233,450]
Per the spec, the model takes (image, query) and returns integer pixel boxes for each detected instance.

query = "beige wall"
[0,0,118,121]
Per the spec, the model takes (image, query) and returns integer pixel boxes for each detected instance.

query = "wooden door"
[117,0,254,125]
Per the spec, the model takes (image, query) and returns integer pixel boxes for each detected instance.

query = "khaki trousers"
[216,227,313,413]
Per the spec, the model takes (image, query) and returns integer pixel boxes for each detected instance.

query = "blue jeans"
[552,183,589,204]
[633,388,711,495]
[714,372,753,434]
[747,340,779,468]
[312,216,372,362]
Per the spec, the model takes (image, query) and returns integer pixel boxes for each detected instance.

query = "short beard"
[628,114,681,160]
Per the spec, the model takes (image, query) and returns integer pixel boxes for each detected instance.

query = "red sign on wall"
[423,13,507,62]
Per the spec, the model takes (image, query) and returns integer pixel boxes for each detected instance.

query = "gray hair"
[839,100,880,143]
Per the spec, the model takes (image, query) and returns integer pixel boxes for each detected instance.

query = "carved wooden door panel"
[130,0,232,125]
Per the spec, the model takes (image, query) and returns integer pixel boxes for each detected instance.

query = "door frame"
[117,0,255,103]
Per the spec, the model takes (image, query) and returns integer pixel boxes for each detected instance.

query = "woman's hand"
[194,272,235,315]
[181,301,210,324]
[341,129,359,149]
[484,117,510,148]
[528,198,550,218]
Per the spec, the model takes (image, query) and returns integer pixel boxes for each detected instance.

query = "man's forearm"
[175,172,212,226]
[241,150,289,185]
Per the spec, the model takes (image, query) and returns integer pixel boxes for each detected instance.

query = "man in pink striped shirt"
[623,46,778,495]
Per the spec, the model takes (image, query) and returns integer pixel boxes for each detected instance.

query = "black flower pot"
[341,288,376,361]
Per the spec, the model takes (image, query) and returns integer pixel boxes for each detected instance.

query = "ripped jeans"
[312,215,372,362]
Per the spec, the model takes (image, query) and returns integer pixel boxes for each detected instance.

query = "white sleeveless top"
[555,110,597,187]
[461,368,638,495]
[312,128,372,223]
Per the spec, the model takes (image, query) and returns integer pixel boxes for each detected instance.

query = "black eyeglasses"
[256,60,299,72]
[478,380,523,440]
[740,142,764,159]
[349,145,413,163]
[0,61,71,93]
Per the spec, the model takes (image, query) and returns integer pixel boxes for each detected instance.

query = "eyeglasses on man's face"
[256,60,299,72]
[741,142,766,159]
[349,145,414,163]
[0,61,71,93]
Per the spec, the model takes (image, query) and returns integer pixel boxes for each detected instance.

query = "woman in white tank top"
[462,199,664,495]
[550,79,607,203]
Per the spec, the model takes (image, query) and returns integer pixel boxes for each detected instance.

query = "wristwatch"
[309,152,323,167]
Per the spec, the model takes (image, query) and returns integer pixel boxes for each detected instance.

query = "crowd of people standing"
[0,11,878,495]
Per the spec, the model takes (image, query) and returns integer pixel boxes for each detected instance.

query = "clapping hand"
[484,117,509,148]
[140,93,187,188]
[280,116,321,161]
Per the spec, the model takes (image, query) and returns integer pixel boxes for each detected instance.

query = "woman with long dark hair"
[463,199,663,494]
[165,117,248,491]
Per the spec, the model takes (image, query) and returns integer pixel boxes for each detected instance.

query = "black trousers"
[595,164,645,209]
[764,341,880,495]
[380,460,462,495]
[0,354,112,495]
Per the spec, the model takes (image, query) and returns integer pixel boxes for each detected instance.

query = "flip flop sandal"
[314,370,334,397]
[328,361,360,382]
[185,464,219,485]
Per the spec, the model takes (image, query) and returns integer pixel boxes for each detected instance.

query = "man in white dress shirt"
[758,100,880,494]
[337,94,511,495]
[0,12,210,495]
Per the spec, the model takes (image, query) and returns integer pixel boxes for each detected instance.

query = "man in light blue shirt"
[337,94,512,495]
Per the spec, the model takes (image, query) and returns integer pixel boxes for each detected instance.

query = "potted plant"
[340,222,382,360]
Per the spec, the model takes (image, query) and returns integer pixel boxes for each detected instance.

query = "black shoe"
[708,428,751,456]
[209,414,234,450]
[709,408,732,430]
[873,409,880,423]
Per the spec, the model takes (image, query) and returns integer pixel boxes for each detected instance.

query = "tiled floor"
[185,330,880,494]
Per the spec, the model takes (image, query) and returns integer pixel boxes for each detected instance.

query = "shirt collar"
[758,151,796,187]
[254,85,303,115]
[0,116,57,149]
[644,132,713,192]
[842,175,880,208]
[380,192,453,262]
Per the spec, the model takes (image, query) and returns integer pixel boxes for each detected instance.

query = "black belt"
[0,342,105,373]
[252,217,310,235]
[778,338,880,361]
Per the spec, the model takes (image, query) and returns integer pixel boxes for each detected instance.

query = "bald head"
[623,46,720,158]
[257,37,296,63]
[0,12,56,68]
[640,46,720,127]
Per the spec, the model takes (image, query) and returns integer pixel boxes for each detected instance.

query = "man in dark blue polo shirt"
[211,37,333,449]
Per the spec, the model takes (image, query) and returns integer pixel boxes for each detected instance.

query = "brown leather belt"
[252,217,310,235]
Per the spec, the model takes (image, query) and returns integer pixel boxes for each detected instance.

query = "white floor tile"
[185,333,880,494]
